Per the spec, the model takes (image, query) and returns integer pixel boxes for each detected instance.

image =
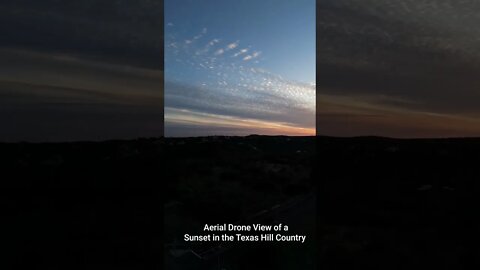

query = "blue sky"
[165,0,315,137]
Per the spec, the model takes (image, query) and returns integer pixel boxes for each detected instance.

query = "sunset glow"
[165,0,315,137]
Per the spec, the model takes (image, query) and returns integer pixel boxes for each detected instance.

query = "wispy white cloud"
[193,28,207,40]
[195,38,220,55]
[226,41,239,50]
[214,48,225,56]
[234,48,248,57]
[243,51,261,61]
[243,55,253,61]
[209,39,220,46]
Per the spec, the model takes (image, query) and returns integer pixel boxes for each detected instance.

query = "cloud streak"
[243,51,261,61]
[317,0,480,137]
[226,41,239,50]
[234,48,249,57]
[0,48,163,142]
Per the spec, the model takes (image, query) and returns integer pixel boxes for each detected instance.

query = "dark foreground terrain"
[163,136,315,270]
[318,136,480,269]
[1,135,315,270]
[2,135,480,269]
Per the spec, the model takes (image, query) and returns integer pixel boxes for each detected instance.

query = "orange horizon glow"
[316,93,480,138]
[165,108,315,137]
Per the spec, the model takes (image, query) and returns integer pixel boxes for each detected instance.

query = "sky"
[317,0,480,138]
[5,1,477,141]
[0,1,163,142]
[164,0,316,137]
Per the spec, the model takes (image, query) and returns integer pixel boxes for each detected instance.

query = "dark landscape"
[3,135,315,270]
[318,136,480,269]
[163,136,315,269]
[3,135,480,268]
